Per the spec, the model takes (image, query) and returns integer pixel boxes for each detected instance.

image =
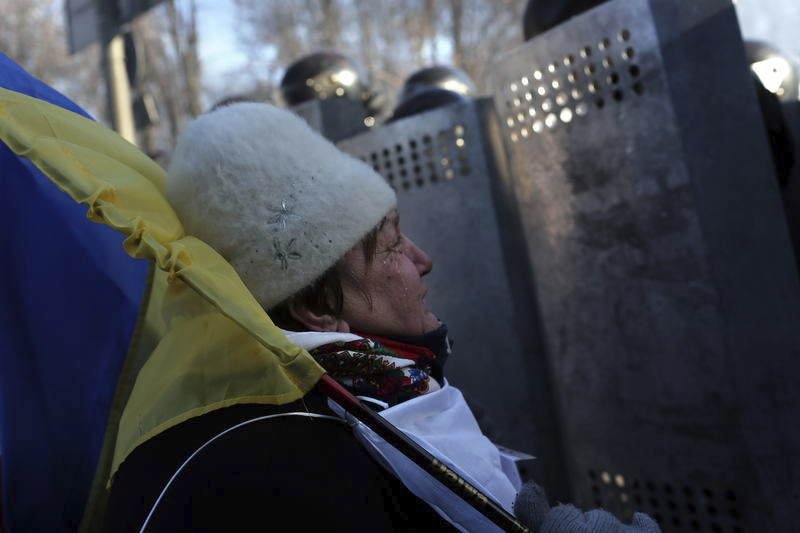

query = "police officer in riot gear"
[390,65,476,122]
[397,65,476,105]
[279,51,383,118]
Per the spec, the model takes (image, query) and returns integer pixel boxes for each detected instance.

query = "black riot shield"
[491,0,800,531]
[290,98,369,142]
[338,98,570,498]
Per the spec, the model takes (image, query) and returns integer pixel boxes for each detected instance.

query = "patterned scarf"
[309,335,443,408]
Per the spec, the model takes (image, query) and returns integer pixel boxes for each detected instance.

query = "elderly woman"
[101,102,522,532]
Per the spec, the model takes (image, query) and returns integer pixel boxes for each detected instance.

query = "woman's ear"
[288,300,351,333]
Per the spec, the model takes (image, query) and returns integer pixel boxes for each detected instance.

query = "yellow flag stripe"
[0,87,325,488]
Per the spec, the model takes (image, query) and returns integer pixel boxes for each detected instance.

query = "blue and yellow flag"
[0,52,149,532]
[0,54,324,532]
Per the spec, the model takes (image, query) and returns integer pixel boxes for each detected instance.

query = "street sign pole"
[66,0,167,146]
[97,1,136,144]
[103,33,137,144]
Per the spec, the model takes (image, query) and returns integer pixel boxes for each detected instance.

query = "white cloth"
[282,330,363,350]
[379,382,521,509]
[288,330,524,531]
[330,382,522,532]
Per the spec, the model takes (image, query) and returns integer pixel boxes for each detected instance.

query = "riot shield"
[290,98,368,142]
[491,0,800,531]
[338,98,569,498]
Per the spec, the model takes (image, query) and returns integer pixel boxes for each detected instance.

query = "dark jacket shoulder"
[103,391,454,532]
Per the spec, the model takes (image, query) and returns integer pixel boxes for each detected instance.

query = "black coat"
[102,390,455,532]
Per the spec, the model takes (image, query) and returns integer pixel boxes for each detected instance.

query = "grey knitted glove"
[514,481,662,533]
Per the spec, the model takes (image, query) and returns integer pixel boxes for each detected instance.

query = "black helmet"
[745,41,799,102]
[523,0,608,41]
[396,65,476,110]
[388,87,470,123]
[280,51,369,107]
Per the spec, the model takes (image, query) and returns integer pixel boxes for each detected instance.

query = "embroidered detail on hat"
[273,237,301,270]
[267,198,300,230]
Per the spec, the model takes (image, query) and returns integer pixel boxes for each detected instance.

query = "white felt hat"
[166,102,396,309]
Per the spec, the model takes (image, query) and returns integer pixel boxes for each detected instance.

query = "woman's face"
[339,210,440,337]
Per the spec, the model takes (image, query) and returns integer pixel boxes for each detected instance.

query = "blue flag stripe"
[0,53,149,532]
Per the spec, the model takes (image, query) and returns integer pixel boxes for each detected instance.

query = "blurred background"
[1,0,796,160]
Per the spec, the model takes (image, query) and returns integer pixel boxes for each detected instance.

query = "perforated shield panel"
[338,99,567,494]
[491,0,800,531]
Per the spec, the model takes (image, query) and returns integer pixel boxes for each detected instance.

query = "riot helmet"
[396,65,476,111]
[523,0,608,41]
[388,87,470,123]
[280,51,370,107]
[745,41,799,102]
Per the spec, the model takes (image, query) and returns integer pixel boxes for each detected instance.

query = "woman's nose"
[404,235,433,276]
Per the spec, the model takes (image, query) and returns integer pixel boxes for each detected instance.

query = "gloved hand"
[513,481,662,533]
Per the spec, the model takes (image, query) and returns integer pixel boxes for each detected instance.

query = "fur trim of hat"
[166,102,397,310]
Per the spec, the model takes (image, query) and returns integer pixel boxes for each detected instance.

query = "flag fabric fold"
[0,54,324,532]
[0,53,149,532]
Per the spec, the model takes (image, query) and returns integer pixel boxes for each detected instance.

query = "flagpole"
[316,374,530,532]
